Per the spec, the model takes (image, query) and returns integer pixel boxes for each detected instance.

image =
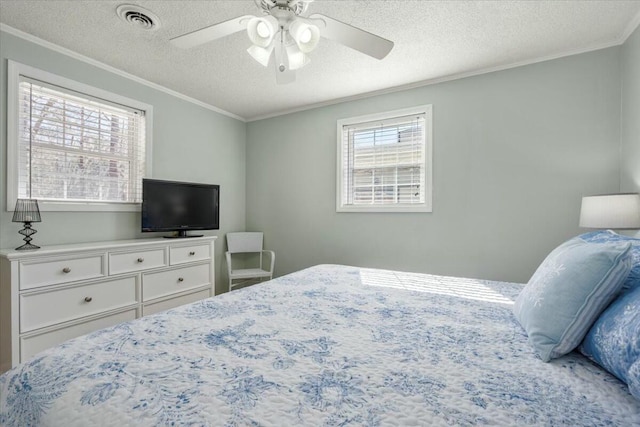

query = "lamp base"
[16,222,40,251]
[15,242,41,251]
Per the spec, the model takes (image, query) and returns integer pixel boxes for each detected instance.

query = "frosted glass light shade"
[289,19,320,53]
[247,44,274,67]
[579,193,640,229]
[285,43,309,70]
[247,16,278,48]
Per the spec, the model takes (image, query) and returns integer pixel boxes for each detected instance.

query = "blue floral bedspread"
[1,264,638,426]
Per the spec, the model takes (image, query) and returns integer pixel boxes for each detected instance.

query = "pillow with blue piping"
[580,279,640,400]
[513,236,632,362]
[579,230,640,292]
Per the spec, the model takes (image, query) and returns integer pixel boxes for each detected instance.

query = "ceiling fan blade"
[170,15,254,49]
[308,13,394,60]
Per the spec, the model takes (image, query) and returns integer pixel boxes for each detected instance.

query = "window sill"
[8,200,141,213]
[336,204,432,213]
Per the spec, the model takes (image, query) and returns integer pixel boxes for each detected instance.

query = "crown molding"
[619,9,640,44]
[247,38,626,122]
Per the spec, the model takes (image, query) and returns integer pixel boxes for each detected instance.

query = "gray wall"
[246,47,622,284]
[0,31,246,294]
[621,25,640,194]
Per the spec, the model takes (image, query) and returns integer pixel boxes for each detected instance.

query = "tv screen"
[141,178,219,238]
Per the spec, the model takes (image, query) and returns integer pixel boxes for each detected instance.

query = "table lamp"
[12,198,42,250]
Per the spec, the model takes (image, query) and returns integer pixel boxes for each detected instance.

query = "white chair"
[226,232,275,292]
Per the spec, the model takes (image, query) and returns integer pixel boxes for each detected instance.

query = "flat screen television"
[141,178,219,238]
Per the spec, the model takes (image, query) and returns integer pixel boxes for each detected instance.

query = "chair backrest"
[227,232,264,254]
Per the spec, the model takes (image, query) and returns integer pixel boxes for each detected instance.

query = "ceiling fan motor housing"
[257,0,310,17]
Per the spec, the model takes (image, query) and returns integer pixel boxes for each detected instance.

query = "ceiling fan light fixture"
[170,0,394,84]
[247,43,274,67]
[247,15,279,47]
[289,19,320,53]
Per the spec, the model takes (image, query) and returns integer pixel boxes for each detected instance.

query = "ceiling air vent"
[116,4,160,30]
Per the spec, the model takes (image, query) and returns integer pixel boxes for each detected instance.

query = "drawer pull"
[84,296,93,303]
[189,251,195,256]
[178,277,184,282]
[137,257,144,263]
[62,267,71,274]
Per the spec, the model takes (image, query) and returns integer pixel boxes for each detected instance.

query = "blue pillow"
[580,284,640,400]
[513,236,632,362]
[579,230,640,291]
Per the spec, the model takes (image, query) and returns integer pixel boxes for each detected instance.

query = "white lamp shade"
[247,15,279,48]
[579,193,640,229]
[289,19,320,53]
[247,43,274,67]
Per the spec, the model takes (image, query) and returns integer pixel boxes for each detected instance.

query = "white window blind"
[14,72,147,207]
[337,105,432,212]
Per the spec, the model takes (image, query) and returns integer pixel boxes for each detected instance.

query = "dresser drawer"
[143,289,210,316]
[20,276,138,332]
[20,254,105,290]
[143,263,210,302]
[170,243,211,265]
[20,308,137,362]
[109,248,166,275]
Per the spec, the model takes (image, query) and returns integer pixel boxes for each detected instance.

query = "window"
[7,61,152,212]
[336,105,432,212]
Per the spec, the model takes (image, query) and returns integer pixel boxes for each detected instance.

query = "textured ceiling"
[1,1,639,121]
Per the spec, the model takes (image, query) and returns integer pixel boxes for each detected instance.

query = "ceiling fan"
[170,0,394,84]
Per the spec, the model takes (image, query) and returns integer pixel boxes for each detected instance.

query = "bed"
[1,263,639,426]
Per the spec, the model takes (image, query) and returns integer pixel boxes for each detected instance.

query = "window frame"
[7,60,153,212]
[336,105,433,213]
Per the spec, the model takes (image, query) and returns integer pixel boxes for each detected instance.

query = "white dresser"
[0,236,217,372]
